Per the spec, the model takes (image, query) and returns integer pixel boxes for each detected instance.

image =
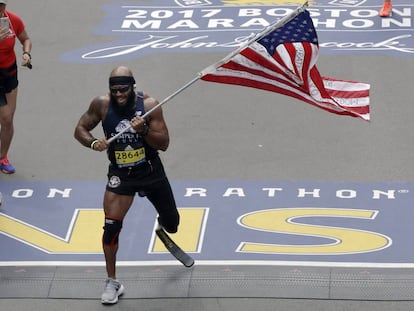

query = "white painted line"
[1,260,414,268]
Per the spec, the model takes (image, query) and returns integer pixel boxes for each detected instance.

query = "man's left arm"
[131,96,170,151]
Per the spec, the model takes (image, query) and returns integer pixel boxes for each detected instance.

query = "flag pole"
[107,1,308,144]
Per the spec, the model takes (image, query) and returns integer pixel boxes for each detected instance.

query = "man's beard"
[110,89,136,116]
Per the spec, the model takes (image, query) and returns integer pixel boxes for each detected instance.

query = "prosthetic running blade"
[155,228,195,268]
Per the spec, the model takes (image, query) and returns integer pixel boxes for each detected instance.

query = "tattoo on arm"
[75,97,107,147]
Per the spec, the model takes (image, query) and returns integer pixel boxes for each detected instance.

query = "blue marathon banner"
[0,180,413,266]
[61,0,414,64]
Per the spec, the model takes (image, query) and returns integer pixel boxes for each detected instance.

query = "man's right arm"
[74,96,107,149]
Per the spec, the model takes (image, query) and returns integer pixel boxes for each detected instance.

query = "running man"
[74,66,180,305]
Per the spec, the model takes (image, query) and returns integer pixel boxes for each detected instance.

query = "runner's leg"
[145,178,180,233]
[102,190,134,278]
[0,88,17,158]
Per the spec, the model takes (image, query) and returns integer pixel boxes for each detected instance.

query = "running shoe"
[101,278,124,305]
[0,157,15,174]
[379,2,392,17]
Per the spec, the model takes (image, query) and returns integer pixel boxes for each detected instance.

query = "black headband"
[109,76,136,86]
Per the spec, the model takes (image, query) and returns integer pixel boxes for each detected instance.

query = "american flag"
[200,9,370,121]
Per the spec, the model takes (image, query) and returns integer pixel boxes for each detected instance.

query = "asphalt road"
[1,0,414,310]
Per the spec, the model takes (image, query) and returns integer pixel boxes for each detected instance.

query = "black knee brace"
[102,217,123,246]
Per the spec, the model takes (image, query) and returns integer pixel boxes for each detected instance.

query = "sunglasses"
[110,85,130,94]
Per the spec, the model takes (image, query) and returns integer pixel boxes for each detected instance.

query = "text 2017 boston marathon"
[118,7,411,31]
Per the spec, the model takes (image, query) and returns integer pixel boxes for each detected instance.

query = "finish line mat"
[0,180,412,266]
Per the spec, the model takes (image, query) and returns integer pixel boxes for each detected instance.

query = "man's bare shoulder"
[89,95,110,118]
[143,93,159,109]
[91,95,110,106]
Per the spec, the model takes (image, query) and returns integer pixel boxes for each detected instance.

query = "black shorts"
[0,62,18,106]
[106,155,179,232]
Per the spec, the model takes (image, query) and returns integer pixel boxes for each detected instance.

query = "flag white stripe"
[275,44,297,74]
[323,79,371,92]
[330,96,370,108]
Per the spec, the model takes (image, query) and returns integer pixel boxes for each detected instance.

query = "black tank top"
[102,91,157,168]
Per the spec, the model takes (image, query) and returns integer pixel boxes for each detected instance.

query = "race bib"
[115,146,146,167]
